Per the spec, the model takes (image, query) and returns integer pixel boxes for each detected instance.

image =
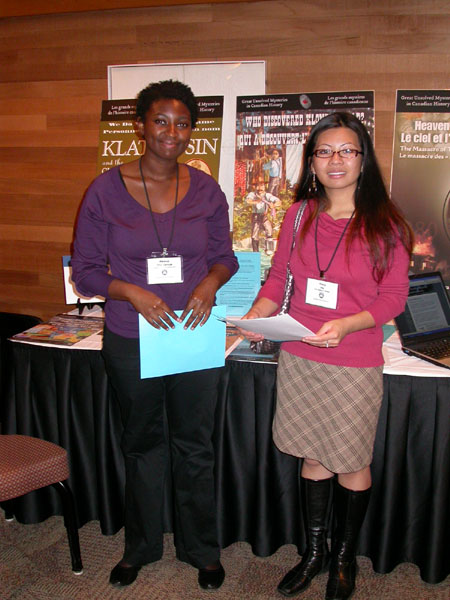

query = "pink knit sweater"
[258,203,410,367]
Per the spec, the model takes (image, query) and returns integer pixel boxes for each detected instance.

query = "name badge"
[146,253,184,284]
[305,277,338,309]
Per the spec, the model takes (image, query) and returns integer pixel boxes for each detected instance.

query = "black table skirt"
[2,342,449,584]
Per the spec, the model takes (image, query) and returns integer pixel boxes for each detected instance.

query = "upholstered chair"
[0,434,83,574]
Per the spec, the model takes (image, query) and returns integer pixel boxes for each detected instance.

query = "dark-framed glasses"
[312,148,363,159]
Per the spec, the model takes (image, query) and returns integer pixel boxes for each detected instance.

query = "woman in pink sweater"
[240,112,413,600]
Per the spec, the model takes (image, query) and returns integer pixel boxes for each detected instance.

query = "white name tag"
[305,277,338,309]
[146,254,183,284]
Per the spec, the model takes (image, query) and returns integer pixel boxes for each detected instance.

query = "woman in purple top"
[238,113,413,599]
[72,80,237,591]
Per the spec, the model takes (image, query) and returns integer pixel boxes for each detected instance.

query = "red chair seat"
[0,434,83,573]
[0,435,69,502]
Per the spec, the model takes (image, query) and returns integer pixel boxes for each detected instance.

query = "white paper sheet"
[226,314,314,341]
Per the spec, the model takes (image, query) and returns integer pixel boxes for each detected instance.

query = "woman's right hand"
[108,279,180,331]
[236,297,279,342]
[237,307,265,342]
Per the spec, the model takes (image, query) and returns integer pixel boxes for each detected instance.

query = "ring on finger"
[326,341,329,348]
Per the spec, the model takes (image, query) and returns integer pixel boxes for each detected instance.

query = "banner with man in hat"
[233,92,374,279]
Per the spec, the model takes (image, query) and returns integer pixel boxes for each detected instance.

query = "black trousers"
[102,326,222,568]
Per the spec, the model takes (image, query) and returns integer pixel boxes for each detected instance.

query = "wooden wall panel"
[0,193,83,226]
[0,0,449,320]
[0,0,261,18]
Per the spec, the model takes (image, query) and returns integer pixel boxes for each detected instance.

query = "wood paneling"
[0,0,262,18]
[0,0,448,320]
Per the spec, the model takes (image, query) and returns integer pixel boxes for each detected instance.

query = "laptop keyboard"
[417,339,450,359]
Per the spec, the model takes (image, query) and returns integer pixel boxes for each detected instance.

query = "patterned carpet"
[0,514,448,599]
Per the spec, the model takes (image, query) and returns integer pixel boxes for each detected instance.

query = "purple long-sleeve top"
[72,165,238,338]
[258,202,410,367]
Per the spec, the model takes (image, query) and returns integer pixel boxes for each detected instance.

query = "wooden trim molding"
[0,0,264,19]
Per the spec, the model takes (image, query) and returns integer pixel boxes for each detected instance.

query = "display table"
[2,340,449,584]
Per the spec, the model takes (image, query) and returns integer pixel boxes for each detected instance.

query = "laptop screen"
[395,272,450,341]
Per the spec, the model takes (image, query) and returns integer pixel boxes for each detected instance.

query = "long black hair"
[296,111,413,281]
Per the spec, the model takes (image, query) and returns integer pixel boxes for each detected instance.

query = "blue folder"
[139,305,226,378]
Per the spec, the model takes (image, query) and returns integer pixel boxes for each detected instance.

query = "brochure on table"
[10,314,104,350]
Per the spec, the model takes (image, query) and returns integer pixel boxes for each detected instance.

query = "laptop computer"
[394,271,450,370]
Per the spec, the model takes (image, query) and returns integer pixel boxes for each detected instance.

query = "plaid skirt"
[272,350,383,473]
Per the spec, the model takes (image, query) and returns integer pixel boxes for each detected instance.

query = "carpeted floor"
[0,514,448,599]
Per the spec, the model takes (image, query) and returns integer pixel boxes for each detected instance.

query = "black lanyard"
[139,157,179,257]
[314,210,355,279]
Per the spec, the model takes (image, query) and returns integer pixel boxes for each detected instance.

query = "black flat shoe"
[198,563,225,590]
[109,562,141,587]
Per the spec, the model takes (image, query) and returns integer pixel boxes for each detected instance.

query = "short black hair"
[135,79,198,128]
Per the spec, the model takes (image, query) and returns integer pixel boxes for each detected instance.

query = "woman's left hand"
[302,318,350,348]
[180,279,216,329]
[302,311,376,348]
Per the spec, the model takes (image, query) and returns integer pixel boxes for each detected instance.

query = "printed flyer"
[96,96,224,181]
[390,90,450,285]
[233,91,374,278]
[11,314,104,348]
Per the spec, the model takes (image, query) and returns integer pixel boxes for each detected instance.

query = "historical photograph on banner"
[96,96,224,181]
[391,90,450,285]
[233,92,374,278]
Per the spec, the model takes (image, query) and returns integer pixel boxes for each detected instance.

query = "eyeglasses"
[312,148,363,159]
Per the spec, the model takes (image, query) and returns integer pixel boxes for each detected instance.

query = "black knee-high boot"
[278,477,332,597]
[325,481,371,600]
